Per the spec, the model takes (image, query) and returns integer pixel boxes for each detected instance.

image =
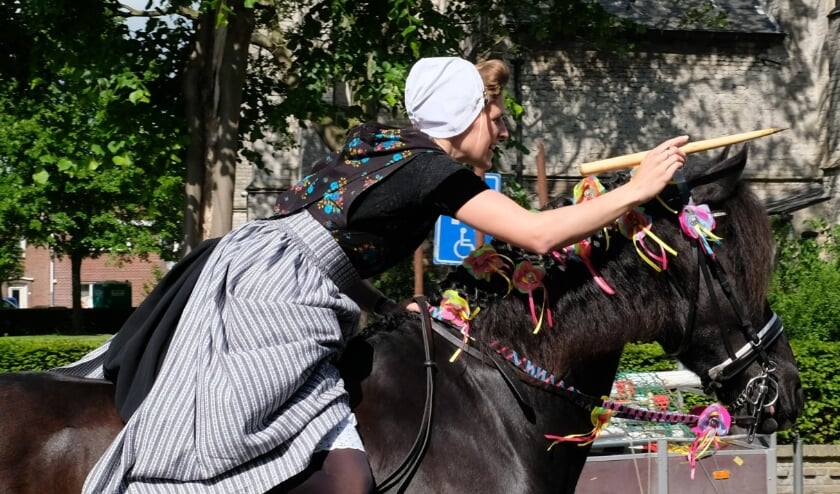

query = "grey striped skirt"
[54,211,364,493]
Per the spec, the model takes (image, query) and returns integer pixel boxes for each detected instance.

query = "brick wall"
[824,7,840,171]
[777,444,840,493]
[823,6,840,225]
[499,0,834,224]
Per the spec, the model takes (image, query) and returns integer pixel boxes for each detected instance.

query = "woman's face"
[448,96,509,170]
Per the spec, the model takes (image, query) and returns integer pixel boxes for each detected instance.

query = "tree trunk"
[182,1,255,253]
[70,253,83,332]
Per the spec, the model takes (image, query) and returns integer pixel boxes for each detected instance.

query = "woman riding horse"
[53,56,687,493]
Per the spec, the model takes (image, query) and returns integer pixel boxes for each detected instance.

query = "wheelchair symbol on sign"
[433,172,501,265]
[453,227,476,258]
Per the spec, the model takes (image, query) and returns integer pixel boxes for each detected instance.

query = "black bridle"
[665,214,784,441]
[653,171,785,439]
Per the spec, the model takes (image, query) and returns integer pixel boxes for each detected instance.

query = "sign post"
[433,172,502,266]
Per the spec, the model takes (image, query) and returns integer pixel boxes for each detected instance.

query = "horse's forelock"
[685,145,748,203]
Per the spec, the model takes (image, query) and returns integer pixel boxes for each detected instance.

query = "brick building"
[3,243,169,309]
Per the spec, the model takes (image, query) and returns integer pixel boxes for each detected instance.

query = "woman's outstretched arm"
[455,135,689,254]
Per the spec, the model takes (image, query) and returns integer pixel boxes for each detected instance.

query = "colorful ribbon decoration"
[429,289,481,362]
[679,204,723,258]
[569,176,616,293]
[564,239,616,295]
[573,175,607,203]
[617,208,678,272]
[462,244,514,293]
[512,261,553,334]
[545,406,614,448]
[686,403,731,479]
[549,248,569,269]
[572,176,612,250]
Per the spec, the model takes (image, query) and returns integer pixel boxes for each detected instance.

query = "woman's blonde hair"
[475,59,510,100]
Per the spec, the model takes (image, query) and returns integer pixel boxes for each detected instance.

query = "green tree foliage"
[768,217,840,341]
[1,0,662,260]
[0,240,23,285]
[0,0,730,294]
[0,1,186,312]
[764,217,840,443]
[0,168,24,282]
[781,339,840,444]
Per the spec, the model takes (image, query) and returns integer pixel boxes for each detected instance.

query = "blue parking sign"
[433,172,502,265]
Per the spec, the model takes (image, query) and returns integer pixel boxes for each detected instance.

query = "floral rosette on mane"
[430,242,560,360]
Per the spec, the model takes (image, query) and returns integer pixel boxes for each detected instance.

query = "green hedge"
[785,339,840,444]
[0,334,110,372]
[769,218,840,341]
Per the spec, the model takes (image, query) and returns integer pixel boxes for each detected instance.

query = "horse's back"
[0,372,122,494]
[341,317,589,493]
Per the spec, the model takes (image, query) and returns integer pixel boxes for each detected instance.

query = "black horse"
[0,146,803,493]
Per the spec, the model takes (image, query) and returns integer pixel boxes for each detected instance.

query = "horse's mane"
[426,145,775,375]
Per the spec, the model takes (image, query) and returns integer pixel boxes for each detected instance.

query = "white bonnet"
[404,57,485,138]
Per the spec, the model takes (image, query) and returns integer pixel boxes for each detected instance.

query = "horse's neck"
[472,291,645,374]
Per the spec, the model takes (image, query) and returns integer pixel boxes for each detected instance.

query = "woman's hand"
[375,298,421,315]
[628,135,689,203]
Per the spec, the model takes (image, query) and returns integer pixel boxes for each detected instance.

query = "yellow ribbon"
[545,406,614,448]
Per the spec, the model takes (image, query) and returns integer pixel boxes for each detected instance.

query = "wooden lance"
[578,127,787,176]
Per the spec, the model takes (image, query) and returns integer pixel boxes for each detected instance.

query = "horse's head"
[659,145,804,436]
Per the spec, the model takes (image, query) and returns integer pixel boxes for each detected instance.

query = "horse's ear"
[686,144,749,204]
[714,143,731,162]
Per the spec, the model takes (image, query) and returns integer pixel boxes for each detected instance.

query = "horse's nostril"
[759,417,779,434]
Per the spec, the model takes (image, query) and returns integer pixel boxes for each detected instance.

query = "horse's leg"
[266,449,373,494]
[0,372,123,494]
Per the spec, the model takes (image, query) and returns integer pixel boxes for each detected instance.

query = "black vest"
[273,122,442,229]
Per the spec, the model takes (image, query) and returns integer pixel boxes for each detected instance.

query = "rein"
[374,296,437,493]
[697,250,783,440]
[428,313,779,450]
